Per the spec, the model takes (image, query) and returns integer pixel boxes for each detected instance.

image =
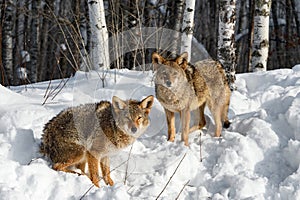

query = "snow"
[0,65,300,199]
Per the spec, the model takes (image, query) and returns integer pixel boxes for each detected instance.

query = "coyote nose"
[131,127,137,133]
[166,80,171,87]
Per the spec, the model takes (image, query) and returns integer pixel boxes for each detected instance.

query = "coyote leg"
[222,101,231,128]
[181,107,190,146]
[76,161,86,174]
[165,108,175,142]
[87,151,100,187]
[52,154,85,176]
[189,125,201,133]
[212,108,222,137]
[100,157,114,186]
[188,103,206,134]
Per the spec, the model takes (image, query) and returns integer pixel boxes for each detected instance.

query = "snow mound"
[0,67,300,199]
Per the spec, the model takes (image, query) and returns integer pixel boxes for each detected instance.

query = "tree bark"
[2,0,14,86]
[39,0,54,81]
[217,0,237,90]
[167,0,185,58]
[285,0,293,68]
[28,0,41,83]
[14,0,29,85]
[247,0,255,72]
[250,0,272,72]
[181,0,196,62]
[291,0,300,38]
[209,0,219,58]
[88,0,110,69]
[0,1,5,85]
[270,0,281,70]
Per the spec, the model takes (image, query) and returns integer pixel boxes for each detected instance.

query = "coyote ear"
[140,95,154,114]
[112,96,127,111]
[152,52,165,65]
[176,52,188,70]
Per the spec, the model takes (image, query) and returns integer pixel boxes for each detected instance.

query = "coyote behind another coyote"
[40,95,154,187]
[152,52,231,146]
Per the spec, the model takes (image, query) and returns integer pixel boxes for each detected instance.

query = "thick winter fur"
[40,95,154,187]
[152,52,231,146]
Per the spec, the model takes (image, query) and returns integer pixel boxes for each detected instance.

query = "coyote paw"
[168,137,175,142]
[184,141,190,147]
[91,178,100,187]
[90,176,100,187]
[223,120,231,128]
[104,176,114,186]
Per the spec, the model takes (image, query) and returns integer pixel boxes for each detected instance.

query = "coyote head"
[111,95,154,138]
[152,52,189,88]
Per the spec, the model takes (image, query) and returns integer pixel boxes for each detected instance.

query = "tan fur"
[40,95,154,187]
[152,52,231,146]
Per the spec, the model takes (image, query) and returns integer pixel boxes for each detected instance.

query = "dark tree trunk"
[247,0,255,72]
[209,0,219,58]
[39,0,54,81]
[285,0,292,68]
[28,0,41,83]
[0,1,5,85]
[166,0,185,58]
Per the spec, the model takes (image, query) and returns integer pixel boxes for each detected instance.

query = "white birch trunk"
[180,0,196,62]
[217,0,237,90]
[88,0,109,69]
[2,0,14,85]
[250,0,272,72]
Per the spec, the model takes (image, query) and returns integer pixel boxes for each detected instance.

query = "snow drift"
[0,65,300,199]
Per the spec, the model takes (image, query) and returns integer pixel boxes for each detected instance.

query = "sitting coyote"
[152,52,231,146]
[40,95,154,187]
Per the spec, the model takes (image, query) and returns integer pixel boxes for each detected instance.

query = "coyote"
[152,52,231,146]
[40,95,154,187]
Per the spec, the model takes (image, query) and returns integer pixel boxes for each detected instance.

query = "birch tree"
[2,0,14,86]
[217,0,237,90]
[181,0,196,61]
[88,0,109,69]
[250,0,272,72]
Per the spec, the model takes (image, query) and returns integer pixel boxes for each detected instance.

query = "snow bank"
[0,65,300,199]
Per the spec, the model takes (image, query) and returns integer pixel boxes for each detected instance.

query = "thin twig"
[43,78,52,98]
[42,78,68,105]
[175,180,190,200]
[124,144,134,185]
[27,157,41,165]
[79,184,94,200]
[200,131,203,162]
[50,78,70,101]
[155,152,187,200]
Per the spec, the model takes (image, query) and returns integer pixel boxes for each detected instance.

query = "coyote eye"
[137,116,143,122]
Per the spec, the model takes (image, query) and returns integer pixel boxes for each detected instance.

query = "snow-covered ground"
[0,65,300,200]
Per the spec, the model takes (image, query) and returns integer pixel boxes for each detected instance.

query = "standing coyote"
[40,95,154,187]
[152,52,231,146]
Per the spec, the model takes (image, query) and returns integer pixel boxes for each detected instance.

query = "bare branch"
[175,180,190,200]
[155,152,187,200]
[124,144,134,185]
